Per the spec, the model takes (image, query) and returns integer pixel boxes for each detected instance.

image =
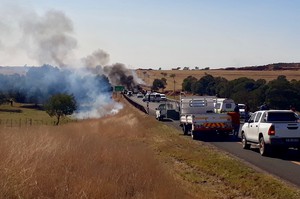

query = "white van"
[151,93,161,102]
[214,98,236,113]
[143,92,161,102]
[160,94,167,101]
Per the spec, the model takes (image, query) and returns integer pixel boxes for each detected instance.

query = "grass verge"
[142,112,300,198]
[0,98,299,198]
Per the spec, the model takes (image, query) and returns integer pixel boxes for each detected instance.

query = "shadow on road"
[248,147,300,161]
[159,118,177,122]
[180,133,241,143]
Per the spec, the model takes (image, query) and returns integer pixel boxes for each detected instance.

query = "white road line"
[291,161,300,166]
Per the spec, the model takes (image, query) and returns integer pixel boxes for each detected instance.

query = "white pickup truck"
[179,96,233,139]
[240,110,300,156]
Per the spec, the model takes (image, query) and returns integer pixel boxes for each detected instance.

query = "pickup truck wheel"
[259,136,269,156]
[242,133,250,149]
[182,125,189,135]
[190,130,198,140]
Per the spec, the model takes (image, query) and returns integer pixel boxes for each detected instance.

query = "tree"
[265,75,298,109]
[182,76,197,92]
[152,79,166,91]
[192,74,215,95]
[45,93,77,125]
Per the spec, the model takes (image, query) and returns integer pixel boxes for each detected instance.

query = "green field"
[0,103,73,127]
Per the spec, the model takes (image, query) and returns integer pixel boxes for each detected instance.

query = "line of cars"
[141,92,167,102]
[128,91,300,156]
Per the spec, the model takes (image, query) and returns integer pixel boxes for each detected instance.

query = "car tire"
[182,124,189,135]
[190,130,198,140]
[259,136,269,156]
[242,133,250,149]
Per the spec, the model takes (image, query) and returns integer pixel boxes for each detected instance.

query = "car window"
[249,113,256,122]
[255,112,262,122]
[267,112,298,122]
[261,113,267,123]
[238,105,245,109]
[225,103,233,109]
[166,104,173,109]
[158,104,165,109]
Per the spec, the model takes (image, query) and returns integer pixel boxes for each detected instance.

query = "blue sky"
[1,0,300,69]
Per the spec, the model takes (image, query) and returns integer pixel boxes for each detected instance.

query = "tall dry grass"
[0,104,189,198]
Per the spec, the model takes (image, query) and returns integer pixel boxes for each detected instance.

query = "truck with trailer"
[179,96,233,139]
[240,110,300,156]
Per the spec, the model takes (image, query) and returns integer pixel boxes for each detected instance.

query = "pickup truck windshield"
[267,112,297,122]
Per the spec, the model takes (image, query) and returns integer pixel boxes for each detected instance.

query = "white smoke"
[82,49,110,69]
[19,10,77,67]
[0,6,144,119]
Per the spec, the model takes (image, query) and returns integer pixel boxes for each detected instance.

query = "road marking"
[291,161,300,166]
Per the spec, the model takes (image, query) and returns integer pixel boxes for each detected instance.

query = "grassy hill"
[136,66,300,91]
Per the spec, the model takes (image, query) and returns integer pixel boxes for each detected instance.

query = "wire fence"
[0,118,74,127]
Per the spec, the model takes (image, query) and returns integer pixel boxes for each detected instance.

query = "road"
[129,94,300,188]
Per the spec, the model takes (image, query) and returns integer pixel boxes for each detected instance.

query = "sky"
[0,0,300,69]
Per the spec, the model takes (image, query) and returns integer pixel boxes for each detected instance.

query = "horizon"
[1,1,300,70]
[2,62,300,71]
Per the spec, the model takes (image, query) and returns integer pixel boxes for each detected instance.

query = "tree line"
[152,74,300,112]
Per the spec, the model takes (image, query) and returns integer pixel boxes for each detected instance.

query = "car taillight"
[268,125,275,135]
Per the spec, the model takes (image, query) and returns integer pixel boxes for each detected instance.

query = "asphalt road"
[129,94,300,188]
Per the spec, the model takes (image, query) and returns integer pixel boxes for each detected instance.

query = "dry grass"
[147,125,300,199]
[137,69,300,91]
[1,98,299,199]
[0,101,189,199]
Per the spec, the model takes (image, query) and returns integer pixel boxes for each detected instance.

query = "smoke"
[82,49,110,70]
[0,7,144,119]
[19,10,77,67]
[0,65,123,119]
[81,49,144,90]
